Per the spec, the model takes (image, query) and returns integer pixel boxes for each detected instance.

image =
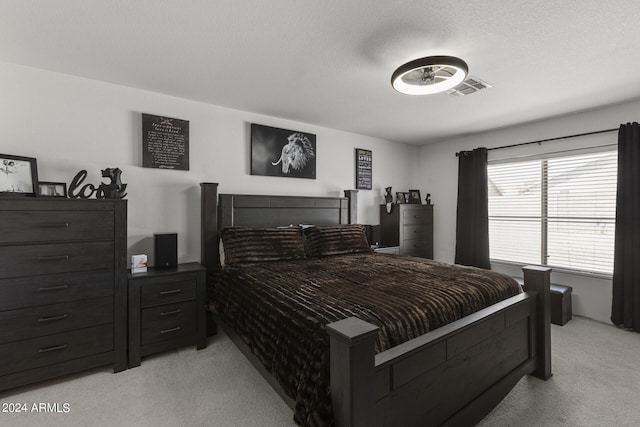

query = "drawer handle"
[38,284,69,292]
[38,344,68,353]
[159,289,181,296]
[38,255,70,262]
[160,326,181,334]
[39,223,70,228]
[38,313,69,323]
[160,309,181,317]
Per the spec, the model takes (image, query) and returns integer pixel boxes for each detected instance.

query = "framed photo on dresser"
[0,154,38,197]
[408,189,422,204]
[37,181,68,198]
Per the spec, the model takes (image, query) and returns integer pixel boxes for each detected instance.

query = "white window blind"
[488,150,617,275]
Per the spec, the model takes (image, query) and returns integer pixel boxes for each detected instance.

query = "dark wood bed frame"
[200,183,552,427]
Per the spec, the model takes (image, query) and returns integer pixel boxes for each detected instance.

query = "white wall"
[416,99,640,324]
[0,61,417,266]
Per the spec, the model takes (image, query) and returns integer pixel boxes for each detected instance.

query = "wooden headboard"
[200,183,358,270]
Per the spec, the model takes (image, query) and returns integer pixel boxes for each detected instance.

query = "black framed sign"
[251,123,316,179]
[355,148,372,190]
[142,113,189,170]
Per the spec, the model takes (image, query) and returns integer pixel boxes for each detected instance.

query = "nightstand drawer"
[0,297,113,343]
[0,324,113,376]
[141,300,195,327]
[0,270,113,311]
[141,316,195,345]
[0,211,114,244]
[140,276,197,308]
[0,242,114,279]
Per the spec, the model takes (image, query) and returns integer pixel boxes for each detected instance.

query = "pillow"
[219,226,305,265]
[302,224,373,257]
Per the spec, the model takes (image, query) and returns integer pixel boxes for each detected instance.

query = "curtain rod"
[455,127,619,156]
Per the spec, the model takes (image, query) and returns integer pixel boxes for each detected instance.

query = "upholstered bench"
[514,278,572,326]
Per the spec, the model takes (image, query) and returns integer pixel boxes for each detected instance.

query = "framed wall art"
[142,113,190,170]
[38,181,67,198]
[0,154,38,196]
[355,148,372,190]
[251,123,316,179]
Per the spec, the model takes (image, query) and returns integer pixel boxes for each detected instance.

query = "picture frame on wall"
[0,154,38,197]
[250,123,316,179]
[38,181,68,198]
[408,189,422,204]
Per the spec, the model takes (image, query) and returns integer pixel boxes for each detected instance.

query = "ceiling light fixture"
[391,55,469,95]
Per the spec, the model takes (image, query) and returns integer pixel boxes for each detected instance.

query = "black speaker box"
[364,225,381,246]
[154,233,177,268]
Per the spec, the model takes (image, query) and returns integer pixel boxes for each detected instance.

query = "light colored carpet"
[1,316,638,426]
[478,316,640,427]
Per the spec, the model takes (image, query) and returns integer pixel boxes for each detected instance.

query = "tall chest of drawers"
[379,204,433,258]
[0,198,127,391]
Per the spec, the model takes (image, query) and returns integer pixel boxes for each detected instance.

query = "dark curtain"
[612,122,640,331]
[455,147,490,269]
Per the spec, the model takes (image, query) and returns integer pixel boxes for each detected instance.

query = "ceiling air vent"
[445,76,492,96]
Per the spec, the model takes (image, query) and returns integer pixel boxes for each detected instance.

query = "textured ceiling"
[2,0,640,145]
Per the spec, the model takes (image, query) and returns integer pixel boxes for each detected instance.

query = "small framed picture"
[131,254,148,274]
[396,192,407,204]
[0,154,38,197]
[408,189,422,204]
[38,181,68,198]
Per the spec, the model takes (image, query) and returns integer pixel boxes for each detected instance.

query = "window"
[488,150,617,275]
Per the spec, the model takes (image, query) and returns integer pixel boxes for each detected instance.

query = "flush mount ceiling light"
[391,55,468,95]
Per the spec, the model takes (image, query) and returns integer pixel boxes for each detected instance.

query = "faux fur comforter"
[209,253,521,426]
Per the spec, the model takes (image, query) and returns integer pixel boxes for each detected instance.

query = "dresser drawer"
[401,238,432,257]
[141,315,196,346]
[140,276,197,308]
[0,270,113,311]
[0,210,114,244]
[0,324,113,376]
[403,224,429,240]
[0,242,114,279]
[0,297,113,344]
[402,208,432,225]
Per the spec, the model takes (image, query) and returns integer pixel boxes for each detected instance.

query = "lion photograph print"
[251,123,316,179]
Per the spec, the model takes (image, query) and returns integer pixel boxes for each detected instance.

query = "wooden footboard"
[327,265,551,427]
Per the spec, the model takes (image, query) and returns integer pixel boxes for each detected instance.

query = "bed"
[200,183,552,427]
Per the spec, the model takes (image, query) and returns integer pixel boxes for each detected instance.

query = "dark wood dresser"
[0,198,127,391]
[127,263,207,367]
[379,204,433,258]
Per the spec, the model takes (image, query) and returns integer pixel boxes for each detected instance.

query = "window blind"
[488,150,617,275]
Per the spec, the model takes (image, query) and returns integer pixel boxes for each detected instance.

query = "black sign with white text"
[142,113,189,170]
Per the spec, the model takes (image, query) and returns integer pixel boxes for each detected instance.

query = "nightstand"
[128,262,207,367]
